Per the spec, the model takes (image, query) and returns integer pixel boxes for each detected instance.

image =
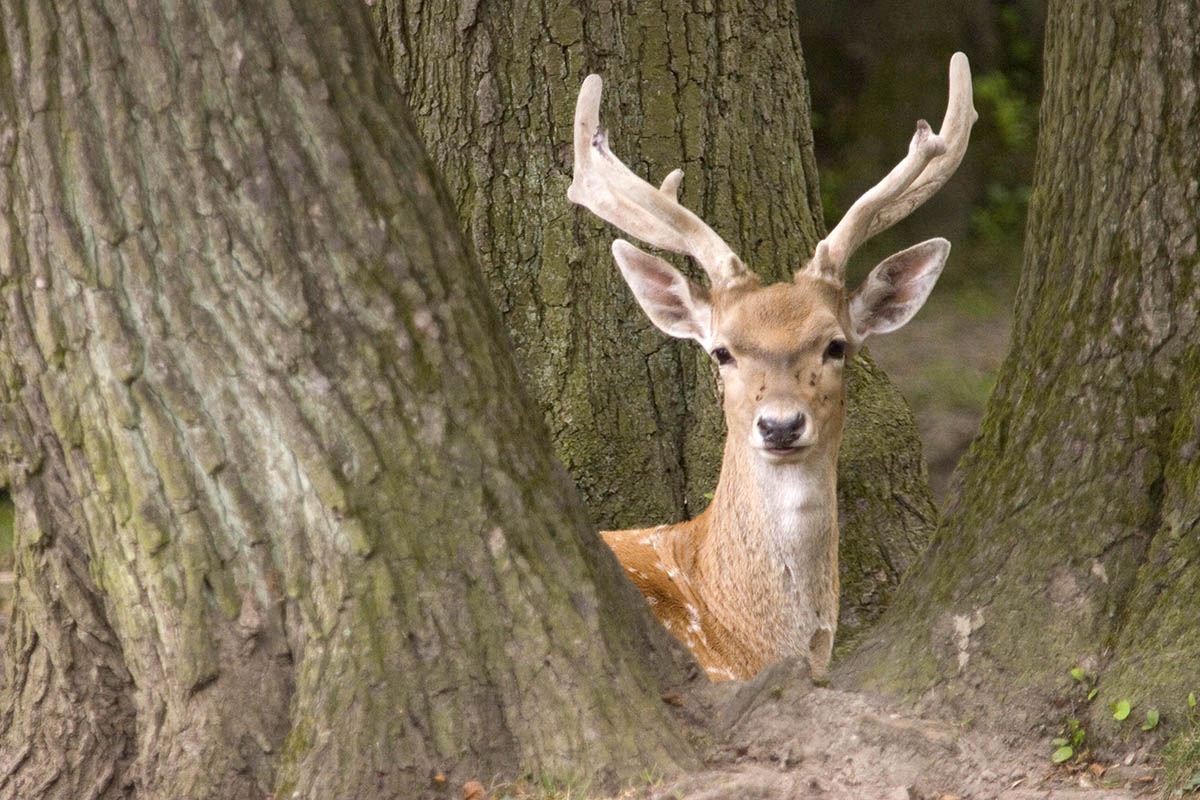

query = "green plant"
[972,72,1035,152]
[1051,716,1087,765]
[1049,666,1103,765]
[1112,700,1132,721]
[1163,690,1200,795]
[1067,665,1099,703]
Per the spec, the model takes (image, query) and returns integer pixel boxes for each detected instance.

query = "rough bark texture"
[0,1,694,797]
[838,0,1200,746]
[376,0,937,644]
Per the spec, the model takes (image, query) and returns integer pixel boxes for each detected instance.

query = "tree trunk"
[376,0,937,643]
[0,1,693,797]
[839,0,1200,745]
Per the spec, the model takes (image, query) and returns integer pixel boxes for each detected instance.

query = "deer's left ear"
[848,238,950,344]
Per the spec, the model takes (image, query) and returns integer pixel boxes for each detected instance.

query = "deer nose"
[756,412,807,448]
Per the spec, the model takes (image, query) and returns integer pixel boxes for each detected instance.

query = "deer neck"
[694,433,841,660]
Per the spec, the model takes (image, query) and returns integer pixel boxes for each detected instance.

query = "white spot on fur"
[685,604,708,646]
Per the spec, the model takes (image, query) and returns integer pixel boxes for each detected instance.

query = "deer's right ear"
[612,239,713,345]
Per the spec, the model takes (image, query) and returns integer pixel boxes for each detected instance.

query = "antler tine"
[567,75,749,288]
[809,52,978,283]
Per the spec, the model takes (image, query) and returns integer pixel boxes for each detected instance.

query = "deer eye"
[824,339,846,361]
[711,346,735,366]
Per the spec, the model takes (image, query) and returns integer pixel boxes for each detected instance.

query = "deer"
[567,53,976,681]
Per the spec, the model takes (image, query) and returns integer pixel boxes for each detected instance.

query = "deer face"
[710,279,848,463]
[609,238,951,468]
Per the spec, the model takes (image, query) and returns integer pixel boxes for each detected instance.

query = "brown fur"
[603,276,851,680]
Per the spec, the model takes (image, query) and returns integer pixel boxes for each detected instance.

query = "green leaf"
[1189,692,1196,710]
[1071,727,1086,747]
[1070,667,1085,681]
[1087,688,1099,701]
[1113,700,1131,721]
[1051,745,1074,763]
[1141,708,1159,730]
[1184,771,1200,792]
[1051,737,1068,746]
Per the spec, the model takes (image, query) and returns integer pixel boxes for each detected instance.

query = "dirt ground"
[660,661,1157,800]
[484,661,1162,800]
[867,285,1015,504]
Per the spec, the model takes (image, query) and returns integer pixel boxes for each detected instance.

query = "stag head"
[568,55,976,467]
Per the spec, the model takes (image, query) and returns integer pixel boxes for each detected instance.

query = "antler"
[807,52,977,283]
[567,75,751,289]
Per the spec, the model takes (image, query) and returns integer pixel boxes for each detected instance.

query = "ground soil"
[867,287,1014,504]
[475,660,1161,800]
[638,660,1158,800]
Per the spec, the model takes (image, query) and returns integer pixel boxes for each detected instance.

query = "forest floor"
[868,279,1015,505]
[652,660,1158,800]
[483,661,1162,800]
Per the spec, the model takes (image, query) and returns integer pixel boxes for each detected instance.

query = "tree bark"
[839,0,1200,744]
[0,1,693,797]
[376,0,937,643]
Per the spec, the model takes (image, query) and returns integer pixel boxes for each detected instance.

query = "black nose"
[757,413,806,447]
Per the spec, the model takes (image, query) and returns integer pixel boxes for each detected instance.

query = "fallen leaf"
[660,692,683,706]
[463,780,486,800]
